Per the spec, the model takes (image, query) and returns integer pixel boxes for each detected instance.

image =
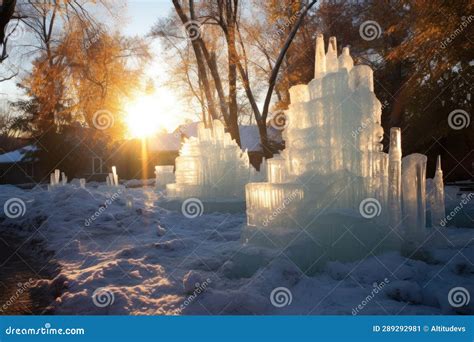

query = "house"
[0,122,283,184]
[147,122,283,170]
[0,145,38,184]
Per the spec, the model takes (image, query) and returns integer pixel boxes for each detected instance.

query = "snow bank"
[0,184,472,315]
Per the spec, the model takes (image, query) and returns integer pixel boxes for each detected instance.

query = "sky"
[121,1,200,133]
[0,0,198,134]
[124,1,171,36]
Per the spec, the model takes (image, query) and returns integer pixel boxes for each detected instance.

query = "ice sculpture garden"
[166,120,264,201]
[242,35,446,272]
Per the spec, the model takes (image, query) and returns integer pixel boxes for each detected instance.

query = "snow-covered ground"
[0,183,473,315]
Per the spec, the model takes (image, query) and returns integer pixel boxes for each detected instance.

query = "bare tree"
[159,0,318,156]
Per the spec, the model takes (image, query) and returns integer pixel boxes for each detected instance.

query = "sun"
[125,96,162,138]
[124,88,189,138]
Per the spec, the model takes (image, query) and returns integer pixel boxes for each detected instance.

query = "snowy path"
[0,184,473,315]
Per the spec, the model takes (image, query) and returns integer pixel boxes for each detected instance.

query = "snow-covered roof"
[0,145,37,164]
[148,122,282,152]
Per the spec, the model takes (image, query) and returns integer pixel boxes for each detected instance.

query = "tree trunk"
[172,0,219,123]
[225,0,241,146]
[257,118,270,158]
[261,0,318,124]
[0,0,17,63]
[199,44,230,127]
[260,0,318,157]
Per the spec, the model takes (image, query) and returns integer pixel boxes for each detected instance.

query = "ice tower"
[429,156,446,228]
[166,120,264,200]
[242,35,444,270]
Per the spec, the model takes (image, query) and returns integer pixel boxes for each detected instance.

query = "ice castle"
[242,35,445,270]
[166,120,264,200]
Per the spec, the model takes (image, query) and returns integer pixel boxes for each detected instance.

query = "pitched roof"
[0,145,37,164]
[148,122,282,152]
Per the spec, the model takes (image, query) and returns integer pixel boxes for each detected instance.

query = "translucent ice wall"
[166,120,263,200]
[155,165,175,188]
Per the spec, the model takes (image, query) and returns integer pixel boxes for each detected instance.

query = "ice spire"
[338,47,354,72]
[388,128,402,228]
[326,36,338,73]
[314,33,326,78]
[402,154,427,240]
[431,155,446,227]
[435,155,442,173]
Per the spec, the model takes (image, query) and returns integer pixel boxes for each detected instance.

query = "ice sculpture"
[166,120,264,200]
[155,165,175,188]
[401,154,427,240]
[126,194,134,209]
[429,156,446,228]
[243,35,444,268]
[79,178,86,189]
[61,172,67,185]
[106,166,119,187]
[246,34,388,228]
[388,128,402,228]
[49,169,67,189]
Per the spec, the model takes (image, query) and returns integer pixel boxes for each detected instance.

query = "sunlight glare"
[125,88,187,138]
